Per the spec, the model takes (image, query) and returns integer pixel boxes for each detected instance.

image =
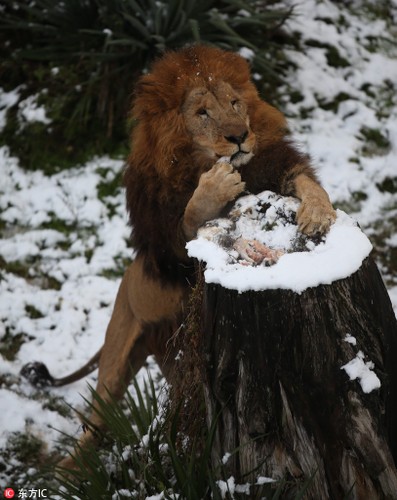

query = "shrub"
[53,375,315,499]
[0,0,292,171]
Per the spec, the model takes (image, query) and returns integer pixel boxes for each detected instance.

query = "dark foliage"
[0,0,293,170]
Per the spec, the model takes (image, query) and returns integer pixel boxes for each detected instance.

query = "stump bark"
[200,256,397,499]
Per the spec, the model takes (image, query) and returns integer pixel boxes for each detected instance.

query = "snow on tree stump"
[187,192,397,499]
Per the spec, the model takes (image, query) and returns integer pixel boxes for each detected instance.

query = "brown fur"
[52,45,336,469]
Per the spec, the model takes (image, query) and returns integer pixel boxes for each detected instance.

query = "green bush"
[51,375,318,499]
[0,0,292,171]
[55,377,222,499]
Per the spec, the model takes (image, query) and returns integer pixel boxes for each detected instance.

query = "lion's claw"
[296,199,336,236]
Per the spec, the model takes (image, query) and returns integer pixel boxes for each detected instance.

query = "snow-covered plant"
[51,374,322,499]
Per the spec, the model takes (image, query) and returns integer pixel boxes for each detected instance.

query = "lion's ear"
[133,76,161,117]
[133,77,151,95]
[130,77,189,177]
[133,74,181,118]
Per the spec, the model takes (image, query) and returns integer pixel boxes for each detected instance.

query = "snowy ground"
[1,0,396,491]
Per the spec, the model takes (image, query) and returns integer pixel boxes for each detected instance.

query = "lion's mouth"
[230,150,253,167]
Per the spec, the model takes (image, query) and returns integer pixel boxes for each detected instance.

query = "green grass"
[304,39,350,68]
[377,176,397,194]
[0,432,56,488]
[0,330,33,361]
[359,126,391,156]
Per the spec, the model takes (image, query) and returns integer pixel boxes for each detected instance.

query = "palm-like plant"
[52,376,314,499]
[0,0,292,169]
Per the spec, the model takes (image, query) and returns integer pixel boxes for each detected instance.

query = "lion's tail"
[20,348,102,388]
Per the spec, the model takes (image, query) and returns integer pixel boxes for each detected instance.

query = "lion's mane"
[123,45,313,284]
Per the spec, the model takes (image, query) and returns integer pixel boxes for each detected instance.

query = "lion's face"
[182,81,256,168]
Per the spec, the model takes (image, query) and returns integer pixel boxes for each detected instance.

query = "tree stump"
[187,192,397,499]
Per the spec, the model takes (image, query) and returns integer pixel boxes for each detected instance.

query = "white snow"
[217,477,236,498]
[187,193,372,294]
[341,351,381,393]
[256,476,276,485]
[0,151,155,476]
[344,334,357,346]
[238,47,255,61]
[282,0,397,233]
[342,335,381,393]
[0,388,75,449]
[18,95,51,125]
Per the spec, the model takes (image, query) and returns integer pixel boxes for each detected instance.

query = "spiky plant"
[0,0,293,171]
[49,374,320,499]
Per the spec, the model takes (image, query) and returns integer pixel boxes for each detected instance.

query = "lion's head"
[181,79,255,167]
[128,45,285,183]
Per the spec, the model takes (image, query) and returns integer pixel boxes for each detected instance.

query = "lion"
[21,44,336,468]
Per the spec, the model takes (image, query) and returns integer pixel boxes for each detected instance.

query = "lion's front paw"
[296,198,336,236]
[200,161,245,204]
[183,161,245,241]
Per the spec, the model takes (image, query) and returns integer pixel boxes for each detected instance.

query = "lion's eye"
[231,100,238,108]
[197,108,208,117]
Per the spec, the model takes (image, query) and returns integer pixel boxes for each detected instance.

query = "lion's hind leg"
[80,255,185,435]
[58,266,147,472]
[59,257,185,471]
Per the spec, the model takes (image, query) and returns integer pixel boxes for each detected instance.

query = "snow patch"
[217,477,236,498]
[257,476,276,485]
[18,95,51,125]
[187,192,372,293]
[341,351,381,393]
[238,47,255,61]
[0,388,75,449]
[344,334,357,346]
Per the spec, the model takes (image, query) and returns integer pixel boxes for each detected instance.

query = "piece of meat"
[233,238,284,265]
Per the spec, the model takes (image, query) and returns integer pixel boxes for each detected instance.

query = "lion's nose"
[224,130,248,145]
